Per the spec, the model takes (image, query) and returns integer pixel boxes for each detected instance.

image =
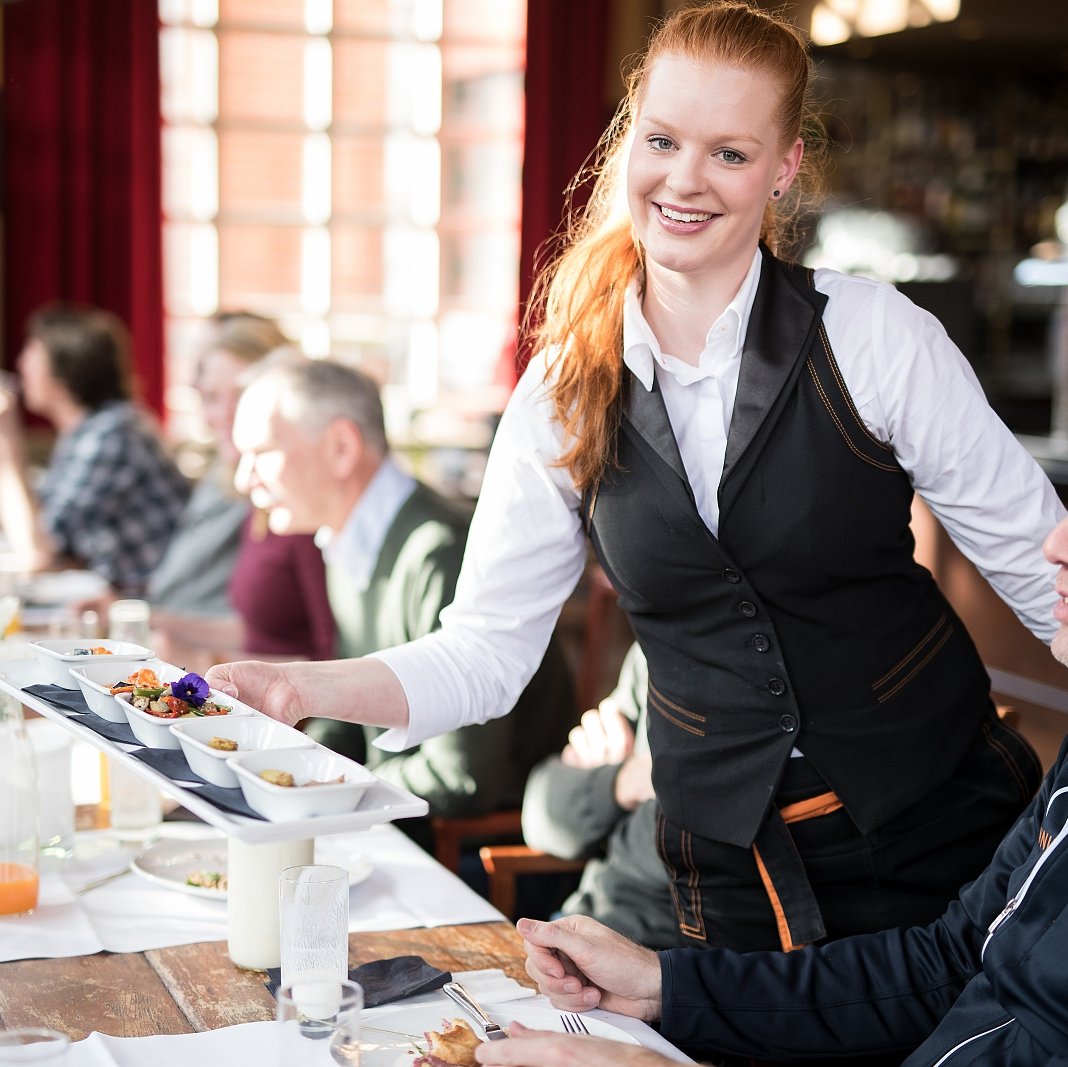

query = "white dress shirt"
[374,250,1066,750]
[317,456,416,591]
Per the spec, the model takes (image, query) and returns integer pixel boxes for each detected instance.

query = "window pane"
[441,137,520,219]
[164,222,219,317]
[219,130,305,219]
[218,0,304,28]
[219,32,306,124]
[332,227,386,305]
[441,228,519,305]
[442,48,524,130]
[334,40,440,134]
[443,0,526,42]
[161,27,218,123]
[334,0,429,36]
[333,39,390,128]
[219,224,303,305]
[333,136,387,218]
[163,126,218,220]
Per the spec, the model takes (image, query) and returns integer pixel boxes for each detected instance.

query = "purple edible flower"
[170,672,210,708]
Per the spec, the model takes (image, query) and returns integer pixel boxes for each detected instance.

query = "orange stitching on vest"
[752,844,799,952]
[648,682,707,722]
[657,812,690,931]
[872,614,948,689]
[816,325,895,453]
[680,828,706,939]
[806,359,900,473]
[875,625,953,704]
[780,791,843,824]
[981,716,1037,799]
[648,695,705,736]
[1039,827,1052,850]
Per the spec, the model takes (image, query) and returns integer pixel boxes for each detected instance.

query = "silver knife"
[441,981,508,1041]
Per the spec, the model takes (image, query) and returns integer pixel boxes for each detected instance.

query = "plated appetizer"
[126,670,231,719]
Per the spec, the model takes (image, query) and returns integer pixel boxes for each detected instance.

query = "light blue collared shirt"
[317,455,416,592]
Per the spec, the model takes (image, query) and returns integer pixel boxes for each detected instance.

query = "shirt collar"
[622,247,763,391]
[318,455,416,590]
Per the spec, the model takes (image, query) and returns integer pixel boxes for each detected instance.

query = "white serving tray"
[0,657,428,844]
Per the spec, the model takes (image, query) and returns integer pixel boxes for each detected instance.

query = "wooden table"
[0,923,528,1040]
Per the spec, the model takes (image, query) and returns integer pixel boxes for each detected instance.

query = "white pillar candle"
[227,836,314,969]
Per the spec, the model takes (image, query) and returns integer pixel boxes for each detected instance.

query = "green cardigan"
[304,481,575,834]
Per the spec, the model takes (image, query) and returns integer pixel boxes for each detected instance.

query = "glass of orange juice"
[1,692,39,917]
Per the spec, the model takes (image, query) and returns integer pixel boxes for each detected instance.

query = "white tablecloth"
[59,982,695,1065]
[0,822,503,962]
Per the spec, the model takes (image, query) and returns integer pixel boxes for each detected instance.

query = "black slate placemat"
[131,748,266,820]
[23,684,142,745]
[23,684,265,820]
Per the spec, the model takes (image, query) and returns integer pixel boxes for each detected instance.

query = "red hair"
[524,1,824,491]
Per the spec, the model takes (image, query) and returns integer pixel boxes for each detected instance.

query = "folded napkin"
[22,683,93,715]
[266,954,451,1007]
[131,748,265,820]
[23,685,140,745]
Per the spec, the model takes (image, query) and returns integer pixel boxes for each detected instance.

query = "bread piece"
[413,1017,482,1066]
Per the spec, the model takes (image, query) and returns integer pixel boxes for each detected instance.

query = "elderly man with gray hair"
[231,357,576,852]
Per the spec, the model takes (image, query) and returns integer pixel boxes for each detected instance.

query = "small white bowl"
[227,748,376,821]
[68,658,169,722]
[117,687,255,750]
[168,717,315,788]
[29,638,154,688]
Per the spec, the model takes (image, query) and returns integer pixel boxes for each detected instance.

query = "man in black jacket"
[474,515,1068,1067]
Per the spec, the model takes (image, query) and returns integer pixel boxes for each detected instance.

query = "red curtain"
[513,0,611,381]
[2,0,164,415]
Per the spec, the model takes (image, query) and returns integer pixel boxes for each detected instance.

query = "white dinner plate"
[129,839,374,901]
[359,999,639,1065]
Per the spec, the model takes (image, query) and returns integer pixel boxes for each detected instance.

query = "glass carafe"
[0,693,39,916]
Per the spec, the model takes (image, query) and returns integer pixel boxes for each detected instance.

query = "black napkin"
[23,685,141,745]
[265,955,451,1007]
[23,683,94,716]
[131,748,267,821]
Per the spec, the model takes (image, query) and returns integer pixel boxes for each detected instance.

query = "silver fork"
[560,1012,591,1035]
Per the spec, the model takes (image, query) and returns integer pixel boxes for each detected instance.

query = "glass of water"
[276,978,363,1065]
[279,864,349,987]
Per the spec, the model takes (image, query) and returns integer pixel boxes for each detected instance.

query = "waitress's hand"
[206,656,411,730]
[517,915,662,1023]
[474,1022,673,1066]
[204,660,308,725]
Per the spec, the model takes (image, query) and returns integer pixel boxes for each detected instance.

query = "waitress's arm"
[209,352,588,743]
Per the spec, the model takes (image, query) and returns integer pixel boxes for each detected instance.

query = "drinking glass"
[0,1028,70,1063]
[25,720,74,869]
[0,693,38,917]
[103,757,162,841]
[276,978,363,1066]
[279,864,349,987]
[107,599,151,646]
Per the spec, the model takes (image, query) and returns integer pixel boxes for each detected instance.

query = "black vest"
[586,249,992,848]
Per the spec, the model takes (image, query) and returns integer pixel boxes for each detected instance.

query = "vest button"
[752,634,771,653]
[779,713,798,733]
[768,677,787,696]
[723,568,741,583]
[738,600,757,618]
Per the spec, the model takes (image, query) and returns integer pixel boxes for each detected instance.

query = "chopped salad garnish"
[117,669,229,719]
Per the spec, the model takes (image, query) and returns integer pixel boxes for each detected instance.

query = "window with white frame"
[159,0,526,453]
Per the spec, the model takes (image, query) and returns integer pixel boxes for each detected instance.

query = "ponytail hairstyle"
[526,1,825,491]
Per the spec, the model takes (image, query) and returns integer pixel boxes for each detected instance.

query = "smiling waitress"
[210,1,1065,954]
